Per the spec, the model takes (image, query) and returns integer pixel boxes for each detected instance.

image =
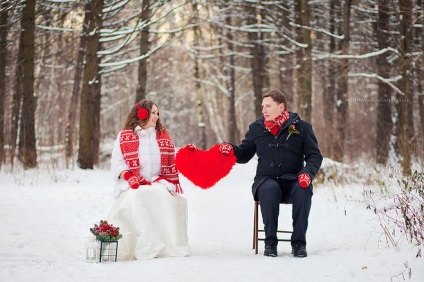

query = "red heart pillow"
[175,144,236,189]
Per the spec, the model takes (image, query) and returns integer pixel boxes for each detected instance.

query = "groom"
[216,89,322,257]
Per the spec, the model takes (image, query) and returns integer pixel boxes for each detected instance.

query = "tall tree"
[66,1,89,167]
[246,3,267,118]
[418,0,424,135]
[191,1,206,149]
[333,0,352,162]
[135,0,150,102]
[278,1,294,106]
[16,0,37,168]
[323,0,338,158]
[224,1,237,143]
[0,0,10,166]
[396,0,413,175]
[78,0,104,169]
[295,0,312,122]
[375,0,393,164]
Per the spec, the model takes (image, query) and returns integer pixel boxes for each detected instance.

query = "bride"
[108,100,190,260]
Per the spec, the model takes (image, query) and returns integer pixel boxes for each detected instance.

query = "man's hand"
[219,143,233,156]
[298,173,311,188]
[123,171,140,189]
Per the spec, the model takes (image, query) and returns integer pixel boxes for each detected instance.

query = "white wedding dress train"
[107,183,190,260]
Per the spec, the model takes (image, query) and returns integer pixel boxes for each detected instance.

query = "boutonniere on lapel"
[286,124,300,141]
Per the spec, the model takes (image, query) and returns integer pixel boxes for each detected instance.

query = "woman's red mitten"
[123,171,140,189]
[140,178,151,185]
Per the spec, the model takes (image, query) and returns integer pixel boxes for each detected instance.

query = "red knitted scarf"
[119,129,183,194]
[264,110,289,136]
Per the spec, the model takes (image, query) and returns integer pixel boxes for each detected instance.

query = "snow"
[0,158,423,282]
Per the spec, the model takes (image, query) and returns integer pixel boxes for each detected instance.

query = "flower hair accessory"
[286,124,300,141]
[136,103,149,120]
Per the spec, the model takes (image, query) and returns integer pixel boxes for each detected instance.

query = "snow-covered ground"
[0,158,423,282]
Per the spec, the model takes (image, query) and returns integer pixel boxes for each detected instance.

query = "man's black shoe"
[264,245,278,257]
[292,244,307,258]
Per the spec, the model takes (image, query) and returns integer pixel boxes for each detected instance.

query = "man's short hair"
[262,90,288,108]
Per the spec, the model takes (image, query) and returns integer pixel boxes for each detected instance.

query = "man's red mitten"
[219,143,233,156]
[298,173,311,188]
[123,171,140,189]
[185,144,199,152]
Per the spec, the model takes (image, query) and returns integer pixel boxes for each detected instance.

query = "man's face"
[262,96,285,121]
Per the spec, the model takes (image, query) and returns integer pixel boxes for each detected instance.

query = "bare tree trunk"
[279,1,294,106]
[55,15,68,147]
[44,24,56,147]
[191,1,206,149]
[260,7,270,94]
[323,0,337,158]
[419,0,424,134]
[78,0,103,169]
[295,0,312,122]
[136,0,150,102]
[0,0,9,166]
[225,2,237,143]
[32,11,51,147]
[17,0,37,168]
[37,4,54,148]
[396,0,413,175]
[246,3,266,118]
[375,0,393,165]
[333,0,352,162]
[419,70,424,134]
[11,3,25,166]
[65,1,89,167]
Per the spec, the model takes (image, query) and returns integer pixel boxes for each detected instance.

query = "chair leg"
[253,201,293,254]
[253,203,256,249]
[254,201,259,254]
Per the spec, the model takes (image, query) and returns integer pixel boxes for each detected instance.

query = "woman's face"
[142,104,159,129]
[262,96,285,121]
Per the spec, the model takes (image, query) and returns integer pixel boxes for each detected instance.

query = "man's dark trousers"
[256,178,312,247]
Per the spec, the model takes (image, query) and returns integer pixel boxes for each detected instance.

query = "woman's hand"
[122,171,140,189]
[185,144,199,152]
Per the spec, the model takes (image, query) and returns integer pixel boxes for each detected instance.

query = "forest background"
[0,0,423,175]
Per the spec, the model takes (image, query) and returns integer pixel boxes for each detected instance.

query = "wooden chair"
[253,200,293,254]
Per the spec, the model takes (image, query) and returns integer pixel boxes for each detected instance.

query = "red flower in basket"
[90,220,122,241]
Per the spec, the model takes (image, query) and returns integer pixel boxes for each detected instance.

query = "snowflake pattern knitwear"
[119,129,183,194]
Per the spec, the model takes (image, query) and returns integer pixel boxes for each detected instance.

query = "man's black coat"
[230,112,323,199]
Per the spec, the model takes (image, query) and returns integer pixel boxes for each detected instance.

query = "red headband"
[136,103,149,120]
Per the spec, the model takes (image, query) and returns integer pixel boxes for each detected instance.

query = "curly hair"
[122,100,167,132]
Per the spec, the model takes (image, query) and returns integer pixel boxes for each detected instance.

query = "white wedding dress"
[108,126,190,260]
